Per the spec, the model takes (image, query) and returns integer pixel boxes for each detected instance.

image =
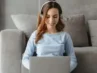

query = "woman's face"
[45,8,59,29]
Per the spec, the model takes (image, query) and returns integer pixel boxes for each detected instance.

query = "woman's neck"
[46,28,58,34]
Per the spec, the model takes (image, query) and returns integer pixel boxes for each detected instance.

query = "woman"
[22,0,77,72]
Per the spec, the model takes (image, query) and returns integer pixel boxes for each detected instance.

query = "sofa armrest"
[72,47,97,73]
[0,29,25,73]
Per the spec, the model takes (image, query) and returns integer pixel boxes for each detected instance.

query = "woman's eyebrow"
[53,14,58,16]
[47,14,58,16]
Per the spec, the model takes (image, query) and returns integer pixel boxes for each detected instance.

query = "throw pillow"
[88,20,97,47]
[11,14,37,38]
[64,14,89,47]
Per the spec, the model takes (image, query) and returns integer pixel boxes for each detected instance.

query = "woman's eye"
[46,16,49,18]
[53,16,57,18]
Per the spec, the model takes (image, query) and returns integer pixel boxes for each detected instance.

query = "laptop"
[29,56,70,73]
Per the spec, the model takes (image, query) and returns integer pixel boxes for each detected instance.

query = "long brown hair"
[35,1,65,44]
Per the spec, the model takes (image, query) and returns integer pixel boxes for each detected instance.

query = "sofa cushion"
[11,14,89,47]
[11,14,37,38]
[64,14,89,47]
[88,20,97,47]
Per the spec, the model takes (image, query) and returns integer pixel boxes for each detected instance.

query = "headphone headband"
[40,0,56,14]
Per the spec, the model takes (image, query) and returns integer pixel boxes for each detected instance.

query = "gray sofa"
[0,14,97,73]
[0,0,97,73]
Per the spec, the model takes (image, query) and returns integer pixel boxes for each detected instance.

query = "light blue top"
[22,30,77,72]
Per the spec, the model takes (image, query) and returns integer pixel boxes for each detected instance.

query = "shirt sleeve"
[65,32,78,72]
[22,30,36,70]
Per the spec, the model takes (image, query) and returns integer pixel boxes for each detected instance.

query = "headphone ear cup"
[60,15,65,24]
[60,14,63,19]
[40,14,42,18]
[38,13,42,19]
[37,13,42,26]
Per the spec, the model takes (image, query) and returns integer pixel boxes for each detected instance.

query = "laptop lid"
[29,56,70,73]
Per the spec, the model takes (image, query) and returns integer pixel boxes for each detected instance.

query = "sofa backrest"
[1,0,97,30]
[1,0,97,46]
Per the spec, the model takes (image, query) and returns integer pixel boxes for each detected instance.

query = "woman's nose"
[49,17,54,24]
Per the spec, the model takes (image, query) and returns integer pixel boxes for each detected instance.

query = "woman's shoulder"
[64,32,70,36]
[63,32,72,40]
[61,31,71,39]
[30,30,37,38]
[61,31,70,36]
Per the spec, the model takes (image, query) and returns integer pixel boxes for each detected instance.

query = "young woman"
[22,0,77,72]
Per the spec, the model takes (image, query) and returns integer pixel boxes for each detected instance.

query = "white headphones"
[40,0,56,14]
[40,0,64,19]
[41,0,56,10]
